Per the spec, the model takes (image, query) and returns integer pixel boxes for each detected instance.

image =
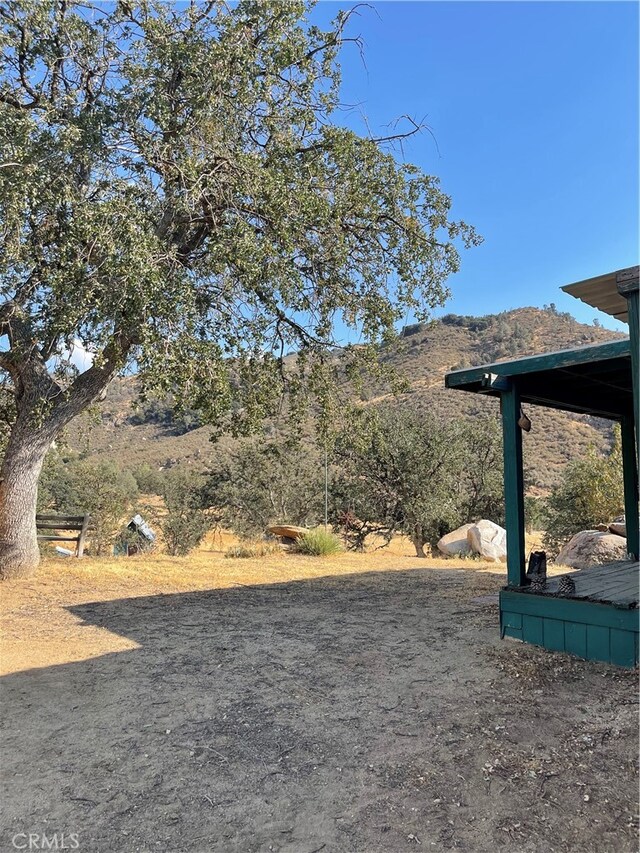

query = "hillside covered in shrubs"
[36,304,626,559]
[68,305,623,492]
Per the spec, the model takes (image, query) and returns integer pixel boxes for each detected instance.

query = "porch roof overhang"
[445,338,632,420]
[561,266,639,324]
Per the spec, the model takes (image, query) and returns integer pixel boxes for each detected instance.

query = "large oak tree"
[0,0,479,577]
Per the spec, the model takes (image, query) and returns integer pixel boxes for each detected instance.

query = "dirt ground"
[0,548,638,853]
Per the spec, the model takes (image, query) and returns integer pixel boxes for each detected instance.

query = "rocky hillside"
[68,306,625,491]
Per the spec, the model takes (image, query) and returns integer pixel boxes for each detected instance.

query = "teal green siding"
[564,622,587,659]
[542,618,565,652]
[586,625,610,661]
[502,611,522,631]
[500,590,639,668]
[610,629,637,668]
[522,614,543,645]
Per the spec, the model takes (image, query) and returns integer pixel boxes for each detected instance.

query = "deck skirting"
[500,589,639,668]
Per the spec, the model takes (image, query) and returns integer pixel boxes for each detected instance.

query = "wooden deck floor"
[512,560,639,609]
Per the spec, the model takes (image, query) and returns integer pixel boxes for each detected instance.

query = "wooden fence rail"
[36,514,90,558]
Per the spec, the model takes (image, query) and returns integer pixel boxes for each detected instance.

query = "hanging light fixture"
[518,408,532,432]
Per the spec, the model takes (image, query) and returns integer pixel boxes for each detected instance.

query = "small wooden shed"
[445,266,639,667]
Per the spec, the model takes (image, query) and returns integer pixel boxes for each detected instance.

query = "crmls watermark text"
[12,833,79,850]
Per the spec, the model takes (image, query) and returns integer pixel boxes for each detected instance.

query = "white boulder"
[437,523,474,557]
[467,520,507,563]
[556,530,628,570]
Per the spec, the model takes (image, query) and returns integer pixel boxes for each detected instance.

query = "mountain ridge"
[68,305,626,491]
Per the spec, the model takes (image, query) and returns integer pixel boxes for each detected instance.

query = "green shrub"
[203,437,324,537]
[543,431,624,555]
[296,528,342,556]
[225,541,281,559]
[131,463,166,495]
[525,495,547,533]
[332,407,503,556]
[159,467,210,556]
[40,456,138,555]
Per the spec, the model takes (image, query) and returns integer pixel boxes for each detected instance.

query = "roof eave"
[445,337,630,390]
[561,266,639,324]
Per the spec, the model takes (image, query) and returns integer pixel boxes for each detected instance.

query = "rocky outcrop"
[436,523,474,557]
[467,520,507,563]
[556,530,628,569]
[608,515,626,538]
[267,525,309,541]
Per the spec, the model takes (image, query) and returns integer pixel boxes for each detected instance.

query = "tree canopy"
[39,455,139,554]
[331,407,503,556]
[0,0,479,427]
[543,431,624,554]
[204,436,325,537]
[0,0,479,577]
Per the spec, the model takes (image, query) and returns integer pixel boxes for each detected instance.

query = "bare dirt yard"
[0,547,638,853]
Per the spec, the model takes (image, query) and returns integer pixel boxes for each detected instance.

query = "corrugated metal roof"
[561,266,639,324]
[129,513,156,541]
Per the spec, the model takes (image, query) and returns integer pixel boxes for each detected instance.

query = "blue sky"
[311,1,638,332]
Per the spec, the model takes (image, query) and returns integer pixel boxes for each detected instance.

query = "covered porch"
[501,560,638,668]
[445,267,639,667]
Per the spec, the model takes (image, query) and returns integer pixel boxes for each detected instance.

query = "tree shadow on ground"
[1,568,636,853]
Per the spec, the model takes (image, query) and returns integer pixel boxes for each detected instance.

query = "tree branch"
[52,330,134,424]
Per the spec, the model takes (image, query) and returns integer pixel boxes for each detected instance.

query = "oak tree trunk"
[412,525,427,558]
[0,412,54,579]
[0,320,128,579]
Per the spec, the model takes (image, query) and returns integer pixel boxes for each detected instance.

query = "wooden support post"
[617,271,639,464]
[628,291,640,465]
[617,272,639,560]
[501,381,526,587]
[621,415,639,560]
[77,514,90,558]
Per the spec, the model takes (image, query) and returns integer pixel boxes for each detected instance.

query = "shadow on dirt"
[1,568,636,853]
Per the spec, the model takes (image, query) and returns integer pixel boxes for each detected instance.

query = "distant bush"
[40,457,138,555]
[450,358,471,371]
[440,313,474,327]
[525,495,547,533]
[296,528,343,556]
[129,397,202,435]
[131,463,166,495]
[159,468,210,556]
[543,431,624,554]
[401,322,425,338]
[225,541,281,559]
[440,313,492,333]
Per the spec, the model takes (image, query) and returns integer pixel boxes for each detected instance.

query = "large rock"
[608,515,626,538]
[437,523,474,557]
[267,525,309,541]
[467,520,507,563]
[556,530,628,569]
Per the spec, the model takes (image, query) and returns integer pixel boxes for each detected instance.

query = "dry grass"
[31,542,494,597]
[32,528,550,595]
[225,540,282,558]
